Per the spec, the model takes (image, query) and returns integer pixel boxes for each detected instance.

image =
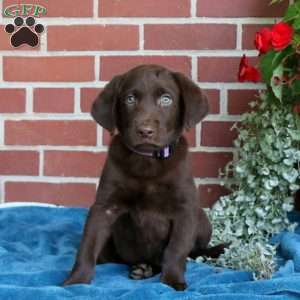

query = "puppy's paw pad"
[129,263,153,280]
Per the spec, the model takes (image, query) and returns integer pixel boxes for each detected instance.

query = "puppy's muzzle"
[137,125,155,139]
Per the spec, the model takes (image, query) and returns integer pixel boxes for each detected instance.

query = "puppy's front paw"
[160,273,187,291]
[63,268,94,286]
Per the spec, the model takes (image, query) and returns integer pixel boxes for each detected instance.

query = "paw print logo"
[5,16,44,48]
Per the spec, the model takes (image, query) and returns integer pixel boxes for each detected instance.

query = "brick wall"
[0,0,289,207]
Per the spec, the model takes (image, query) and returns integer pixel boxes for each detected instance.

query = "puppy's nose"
[137,126,154,138]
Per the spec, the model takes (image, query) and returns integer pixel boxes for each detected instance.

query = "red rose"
[255,28,272,54]
[238,55,260,83]
[271,22,293,51]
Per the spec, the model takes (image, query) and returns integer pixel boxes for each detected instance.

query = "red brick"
[201,121,237,147]
[5,120,96,146]
[197,0,288,17]
[44,151,107,177]
[198,57,240,83]
[100,56,191,81]
[198,184,229,207]
[228,90,259,115]
[48,26,139,51]
[33,88,74,113]
[0,89,26,113]
[242,24,269,50]
[204,89,220,114]
[191,152,233,178]
[81,88,102,113]
[144,24,236,50]
[3,57,94,82]
[99,0,190,17]
[5,182,96,207]
[198,57,259,82]
[0,26,12,50]
[3,0,93,17]
[0,151,39,175]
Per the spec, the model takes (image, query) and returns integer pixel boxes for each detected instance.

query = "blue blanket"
[0,205,299,300]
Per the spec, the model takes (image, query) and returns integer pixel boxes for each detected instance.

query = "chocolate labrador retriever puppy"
[63,65,224,290]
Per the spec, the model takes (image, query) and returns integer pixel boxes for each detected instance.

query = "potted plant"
[204,0,300,279]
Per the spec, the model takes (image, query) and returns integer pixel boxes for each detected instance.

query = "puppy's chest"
[124,182,179,213]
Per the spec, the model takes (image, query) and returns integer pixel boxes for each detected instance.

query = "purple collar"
[125,143,175,159]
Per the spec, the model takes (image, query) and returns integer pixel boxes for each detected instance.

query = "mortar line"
[2,176,225,185]
[97,126,103,147]
[0,117,4,146]
[40,21,47,52]
[0,180,4,204]
[190,0,197,17]
[196,123,202,148]
[0,145,108,151]
[74,87,81,114]
[1,176,99,184]
[191,56,198,81]
[194,178,225,185]
[26,87,33,113]
[236,23,243,50]
[39,149,44,177]
[0,17,277,25]
[0,144,233,152]
[93,0,99,18]
[0,50,260,56]
[220,89,228,115]
[95,56,100,82]
[0,56,3,82]
[0,113,242,121]
[0,82,264,92]
[139,24,144,50]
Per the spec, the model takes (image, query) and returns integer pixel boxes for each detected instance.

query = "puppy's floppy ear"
[91,75,123,132]
[172,72,209,128]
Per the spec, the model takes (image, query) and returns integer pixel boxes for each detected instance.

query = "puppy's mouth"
[132,135,163,150]
[134,143,162,152]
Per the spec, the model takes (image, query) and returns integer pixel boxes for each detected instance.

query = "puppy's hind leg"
[189,243,227,259]
[189,209,228,260]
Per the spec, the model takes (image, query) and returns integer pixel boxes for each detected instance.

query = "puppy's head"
[91,65,208,151]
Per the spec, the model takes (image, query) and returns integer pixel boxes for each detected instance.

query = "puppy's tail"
[189,243,228,259]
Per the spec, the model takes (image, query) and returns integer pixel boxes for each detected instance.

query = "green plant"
[203,0,300,279]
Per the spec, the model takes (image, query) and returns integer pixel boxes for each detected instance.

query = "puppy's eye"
[125,94,136,105]
[158,94,173,106]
